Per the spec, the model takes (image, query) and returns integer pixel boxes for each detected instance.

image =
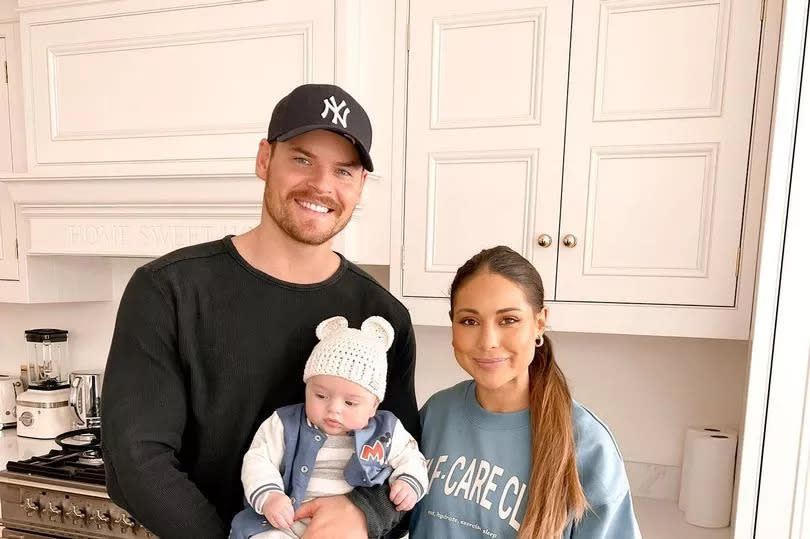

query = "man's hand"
[294,495,367,539]
[261,492,295,530]
[389,479,418,512]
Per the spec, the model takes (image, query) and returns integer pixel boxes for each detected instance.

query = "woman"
[410,246,641,538]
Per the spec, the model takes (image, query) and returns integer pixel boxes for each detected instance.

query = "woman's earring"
[535,335,544,348]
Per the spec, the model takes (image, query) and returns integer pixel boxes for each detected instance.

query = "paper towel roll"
[679,425,737,511]
[683,433,738,528]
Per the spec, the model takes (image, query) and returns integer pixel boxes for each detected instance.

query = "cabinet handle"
[562,234,577,248]
[536,234,552,248]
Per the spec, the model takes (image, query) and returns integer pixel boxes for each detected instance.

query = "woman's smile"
[473,356,509,369]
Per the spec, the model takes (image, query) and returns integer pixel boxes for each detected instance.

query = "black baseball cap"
[267,83,374,172]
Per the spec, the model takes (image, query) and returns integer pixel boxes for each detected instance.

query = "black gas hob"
[5,448,106,485]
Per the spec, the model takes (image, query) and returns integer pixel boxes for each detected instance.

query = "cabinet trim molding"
[17,0,260,15]
[18,202,260,256]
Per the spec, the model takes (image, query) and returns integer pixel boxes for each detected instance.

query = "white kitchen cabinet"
[0,183,18,281]
[0,36,17,280]
[0,36,12,173]
[393,0,773,338]
[18,0,335,176]
[0,175,114,302]
[556,0,762,306]
[2,0,398,267]
[401,0,572,299]
[401,0,761,306]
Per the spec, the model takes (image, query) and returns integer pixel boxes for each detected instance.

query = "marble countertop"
[634,497,733,539]
[0,427,59,466]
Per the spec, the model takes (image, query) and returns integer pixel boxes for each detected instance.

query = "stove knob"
[20,498,39,516]
[69,505,87,523]
[46,502,63,521]
[89,509,111,529]
[115,514,136,533]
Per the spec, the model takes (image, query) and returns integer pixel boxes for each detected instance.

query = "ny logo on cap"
[321,96,350,128]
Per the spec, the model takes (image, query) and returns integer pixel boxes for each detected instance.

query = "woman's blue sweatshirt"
[410,380,642,539]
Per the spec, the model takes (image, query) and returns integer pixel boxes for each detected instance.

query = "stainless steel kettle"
[68,370,103,429]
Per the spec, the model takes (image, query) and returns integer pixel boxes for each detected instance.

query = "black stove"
[5,448,106,485]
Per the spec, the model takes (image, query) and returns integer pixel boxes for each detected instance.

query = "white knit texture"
[303,316,394,401]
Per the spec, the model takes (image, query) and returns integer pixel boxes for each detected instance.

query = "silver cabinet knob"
[536,234,552,248]
[47,502,62,521]
[562,234,577,248]
[89,510,111,529]
[115,513,136,532]
[69,506,87,523]
[21,498,39,516]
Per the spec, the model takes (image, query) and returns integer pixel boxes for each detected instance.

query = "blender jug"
[25,329,69,388]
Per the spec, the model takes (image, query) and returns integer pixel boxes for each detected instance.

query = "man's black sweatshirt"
[101,237,419,538]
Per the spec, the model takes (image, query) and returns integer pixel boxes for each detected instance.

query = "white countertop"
[634,497,733,539]
[0,429,732,538]
[0,427,59,466]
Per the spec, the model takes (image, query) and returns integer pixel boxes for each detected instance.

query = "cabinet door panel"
[22,1,333,174]
[0,38,11,172]
[402,0,572,298]
[0,183,18,281]
[0,37,17,281]
[557,0,761,305]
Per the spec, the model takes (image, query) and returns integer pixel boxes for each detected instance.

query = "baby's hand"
[389,479,418,511]
[261,492,295,530]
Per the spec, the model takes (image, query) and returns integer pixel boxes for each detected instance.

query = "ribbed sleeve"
[102,266,228,538]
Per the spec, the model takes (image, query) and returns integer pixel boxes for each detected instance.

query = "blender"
[16,329,75,439]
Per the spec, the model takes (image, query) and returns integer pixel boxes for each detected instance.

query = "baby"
[230,315,428,539]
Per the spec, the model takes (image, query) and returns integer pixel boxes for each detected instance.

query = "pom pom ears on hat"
[315,315,395,351]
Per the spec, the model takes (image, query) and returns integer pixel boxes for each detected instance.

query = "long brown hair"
[449,246,588,538]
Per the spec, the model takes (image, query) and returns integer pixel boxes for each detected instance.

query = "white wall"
[0,258,144,374]
[0,260,748,469]
[413,325,748,467]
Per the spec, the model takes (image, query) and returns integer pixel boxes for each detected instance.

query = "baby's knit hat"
[302,316,395,402]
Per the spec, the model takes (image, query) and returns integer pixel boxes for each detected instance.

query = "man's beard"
[263,186,350,246]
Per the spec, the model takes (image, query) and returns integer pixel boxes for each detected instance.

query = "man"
[101,84,418,539]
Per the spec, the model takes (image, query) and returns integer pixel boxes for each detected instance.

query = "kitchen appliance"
[0,375,23,429]
[0,444,157,538]
[0,417,157,537]
[16,329,75,439]
[69,370,104,433]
